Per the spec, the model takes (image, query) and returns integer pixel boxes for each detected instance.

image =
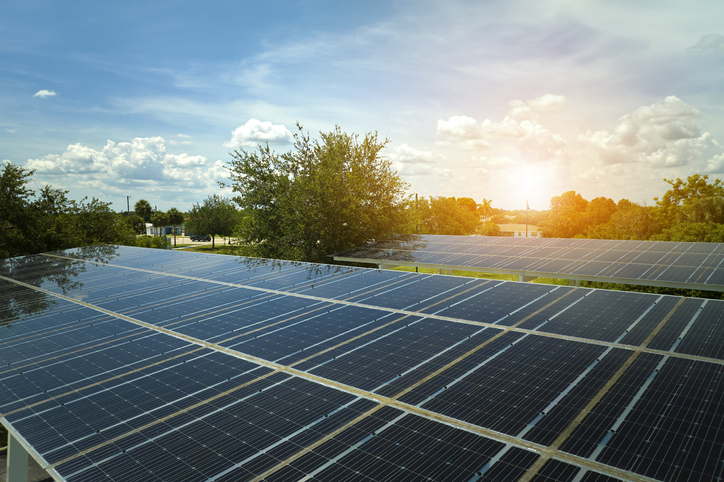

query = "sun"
[517,165,553,209]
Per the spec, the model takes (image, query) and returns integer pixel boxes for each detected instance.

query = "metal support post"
[6,432,28,482]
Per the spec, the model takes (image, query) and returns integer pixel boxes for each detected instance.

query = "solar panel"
[2,245,724,481]
[333,234,724,291]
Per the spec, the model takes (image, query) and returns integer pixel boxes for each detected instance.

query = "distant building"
[497,223,541,238]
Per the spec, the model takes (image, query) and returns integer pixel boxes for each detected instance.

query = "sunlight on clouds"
[224,119,293,148]
[578,96,721,168]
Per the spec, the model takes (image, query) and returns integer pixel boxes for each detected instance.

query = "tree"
[420,196,481,235]
[134,199,152,220]
[186,194,239,249]
[150,210,169,236]
[122,214,146,234]
[1,162,138,258]
[167,207,184,247]
[539,191,589,238]
[225,124,410,262]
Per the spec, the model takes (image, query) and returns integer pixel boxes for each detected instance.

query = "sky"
[2,0,724,212]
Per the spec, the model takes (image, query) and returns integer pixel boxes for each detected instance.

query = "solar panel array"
[1,245,724,481]
[333,234,724,291]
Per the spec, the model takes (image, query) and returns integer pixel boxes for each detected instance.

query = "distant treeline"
[415,175,724,244]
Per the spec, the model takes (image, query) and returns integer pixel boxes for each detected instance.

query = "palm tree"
[167,207,184,247]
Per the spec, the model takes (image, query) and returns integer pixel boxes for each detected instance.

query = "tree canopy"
[186,194,238,249]
[0,162,170,259]
[134,199,152,220]
[224,125,411,262]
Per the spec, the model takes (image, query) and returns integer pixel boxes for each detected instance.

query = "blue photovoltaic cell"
[304,317,485,392]
[530,290,657,342]
[53,373,372,481]
[334,235,724,289]
[399,333,628,444]
[561,354,724,481]
[220,305,395,364]
[264,408,539,482]
[5,244,724,482]
[421,282,559,325]
[646,297,705,351]
[531,459,627,482]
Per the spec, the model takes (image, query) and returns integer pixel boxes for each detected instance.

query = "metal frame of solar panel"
[1,245,724,481]
[332,234,724,292]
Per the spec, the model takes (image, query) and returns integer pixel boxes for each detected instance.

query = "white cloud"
[388,144,451,178]
[6,129,16,133]
[528,94,567,112]
[33,90,56,98]
[25,137,226,193]
[687,34,724,53]
[437,96,569,161]
[223,118,293,148]
[578,96,722,168]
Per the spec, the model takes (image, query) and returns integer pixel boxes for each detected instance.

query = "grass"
[388,265,571,286]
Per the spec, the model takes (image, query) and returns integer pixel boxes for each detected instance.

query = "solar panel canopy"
[333,234,724,291]
[1,245,723,481]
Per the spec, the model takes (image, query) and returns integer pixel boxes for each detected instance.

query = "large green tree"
[186,194,238,249]
[224,125,411,262]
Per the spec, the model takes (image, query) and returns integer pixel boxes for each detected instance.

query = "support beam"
[6,432,28,482]
[569,279,581,287]
[439,268,445,275]
[519,275,536,282]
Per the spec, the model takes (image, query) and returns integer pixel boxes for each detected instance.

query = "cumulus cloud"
[33,90,56,98]
[224,118,293,148]
[528,94,567,112]
[25,137,226,192]
[388,144,451,178]
[687,34,724,53]
[578,96,722,168]
[437,95,569,160]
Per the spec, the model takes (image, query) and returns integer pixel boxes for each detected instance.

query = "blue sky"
[2,0,724,211]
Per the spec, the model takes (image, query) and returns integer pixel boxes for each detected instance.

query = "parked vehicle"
[190,234,211,242]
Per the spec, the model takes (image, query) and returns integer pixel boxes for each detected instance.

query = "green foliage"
[167,207,184,247]
[416,196,481,235]
[225,125,410,262]
[0,162,139,258]
[122,214,146,234]
[134,199,152,220]
[150,210,169,236]
[134,235,171,249]
[0,162,175,259]
[539,191,589,238]
[167,207,184,226]
[477,221,501,236]
[186,194,239,249]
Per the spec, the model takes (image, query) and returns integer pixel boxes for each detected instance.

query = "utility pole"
[127,196,130,216]
[526,200,529,238]
[415,193,418,273]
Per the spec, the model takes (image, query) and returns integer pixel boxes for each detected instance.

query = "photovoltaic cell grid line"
[2,246,724,481]
[333,234,724,291]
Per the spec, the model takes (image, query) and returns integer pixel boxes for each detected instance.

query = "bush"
[134,235,170,249]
